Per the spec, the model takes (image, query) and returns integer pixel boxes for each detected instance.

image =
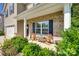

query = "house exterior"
[3,3,71,41]
[0,14,4,31]
[3,3,17,38]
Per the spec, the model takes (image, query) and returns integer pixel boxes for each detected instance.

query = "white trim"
[24,18,26,37]
[64,3,71,30]
[28,23,32,39]
[40,22,42,35]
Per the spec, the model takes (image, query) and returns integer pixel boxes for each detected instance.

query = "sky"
[0,3,3,14]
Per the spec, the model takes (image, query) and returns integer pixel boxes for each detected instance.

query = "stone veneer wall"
[27,11,64,37]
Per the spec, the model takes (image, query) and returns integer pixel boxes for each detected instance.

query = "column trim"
[24,18,26,37]
[64,3,71,31]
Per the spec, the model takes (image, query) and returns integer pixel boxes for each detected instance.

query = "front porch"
[17,11,63,44]
[16,3,71,46]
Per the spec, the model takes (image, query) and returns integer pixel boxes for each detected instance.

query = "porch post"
[28,22,32,39]
[64,3,71,31]
[24,18,26,38]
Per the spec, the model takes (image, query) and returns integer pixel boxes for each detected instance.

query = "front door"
[17,20,24,36]
[26,24,29,36]
[6,26,15,38]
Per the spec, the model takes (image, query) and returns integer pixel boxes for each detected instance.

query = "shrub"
[2,47,18,56]
[22,43,41,56]
[0,31,4,36]
[11,36,28,52]
[71,4,79,28]
[56,4,79,56]
[2,39,13,49]
[2,39,17,56]
[39,48,55,56]
[2,36,28,56]
[22,43,55,56]
[57,28,79,56]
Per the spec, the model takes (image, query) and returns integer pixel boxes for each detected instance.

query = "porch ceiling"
[16,3,64,20]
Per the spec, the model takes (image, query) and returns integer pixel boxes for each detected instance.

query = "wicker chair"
[31,33,36,41]
[45,34,53,44]
[38,37,46,43]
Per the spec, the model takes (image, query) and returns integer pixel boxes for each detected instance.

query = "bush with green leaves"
[71,4,79,28]
[0,31,4,36]
[22,43,41,56]
[11,36,28,52]
[2,39,13,49]
[56,4,79,56]
[57,28,79,56]
[39,48,55,56]
[22,43,55,56]
[2,39,18,56]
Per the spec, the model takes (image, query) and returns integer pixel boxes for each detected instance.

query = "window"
[9,3,14,15]
[33,21,49,35]
[5,10,8,17]
[35,22,41,34]
[42,21,49,34]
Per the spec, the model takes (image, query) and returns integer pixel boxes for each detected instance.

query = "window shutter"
[32,23,35,33]
[49,20,53,35]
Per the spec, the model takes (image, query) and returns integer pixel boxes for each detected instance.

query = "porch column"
[64,3,71,31]
[24,18,26,38]
[28,22,32,39]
